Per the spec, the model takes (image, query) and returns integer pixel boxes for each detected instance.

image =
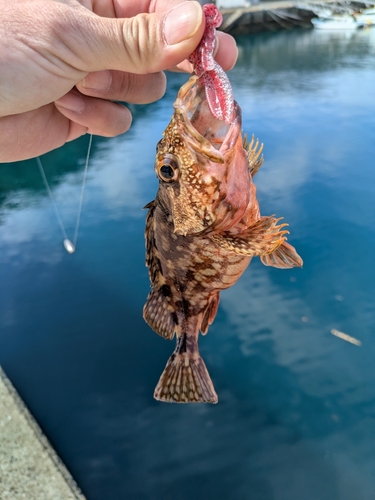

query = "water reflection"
[236,28,375,75]
[0,29,374,500]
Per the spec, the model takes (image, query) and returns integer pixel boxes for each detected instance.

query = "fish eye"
[160,165,174,179]
[157,156,179,183]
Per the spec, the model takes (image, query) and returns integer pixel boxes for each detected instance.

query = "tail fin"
[154,352,218,404]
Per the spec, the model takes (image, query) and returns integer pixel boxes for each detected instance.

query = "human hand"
[0,0,237,162]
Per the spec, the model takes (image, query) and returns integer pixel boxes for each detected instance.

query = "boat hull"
[312,17,359,30]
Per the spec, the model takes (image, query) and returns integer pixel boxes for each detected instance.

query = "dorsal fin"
[143,289,176,340]
[144,201,176,339]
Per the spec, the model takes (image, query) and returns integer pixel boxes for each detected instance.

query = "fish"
[143,76,303,403]
[143,5,303,404]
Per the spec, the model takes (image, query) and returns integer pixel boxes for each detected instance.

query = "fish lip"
[173,75,242,163]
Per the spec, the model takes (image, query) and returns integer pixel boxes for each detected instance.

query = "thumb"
[80,1,204,75]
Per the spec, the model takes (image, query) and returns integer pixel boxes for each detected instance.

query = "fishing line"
[36,133,93,254]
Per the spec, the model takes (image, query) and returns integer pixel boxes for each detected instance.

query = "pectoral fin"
[261,241,303,269]
[211,216,289,257]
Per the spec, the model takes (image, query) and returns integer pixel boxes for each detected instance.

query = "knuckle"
[121,14,162,73]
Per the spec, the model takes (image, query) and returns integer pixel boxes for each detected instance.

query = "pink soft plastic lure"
[188,3,234,124]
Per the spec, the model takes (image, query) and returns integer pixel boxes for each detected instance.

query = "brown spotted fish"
[143,5,302,404]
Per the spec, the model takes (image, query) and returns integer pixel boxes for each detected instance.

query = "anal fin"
[201,294,220,335]
[143,289,176,340]
[154,351,218,404]
[261,241,303,269]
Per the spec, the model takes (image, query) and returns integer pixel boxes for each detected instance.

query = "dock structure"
[217,0,374,32]
[0,366,85,500]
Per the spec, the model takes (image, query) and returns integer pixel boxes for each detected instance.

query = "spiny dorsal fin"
[145,201,158,280]
[143,200,155,210]
[211,216,289,257]
[144,201,177,339]
[154,351,218,404]
[243,134,264,177]
[261,241,303,269]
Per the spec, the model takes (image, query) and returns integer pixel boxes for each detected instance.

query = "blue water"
[1,28,375,499]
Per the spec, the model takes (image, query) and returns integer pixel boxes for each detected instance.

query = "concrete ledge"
[0,366,85,500]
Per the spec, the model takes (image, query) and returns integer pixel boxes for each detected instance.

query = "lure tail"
[154,335,218,404]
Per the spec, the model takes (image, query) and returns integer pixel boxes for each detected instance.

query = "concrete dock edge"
[0,366,86,500]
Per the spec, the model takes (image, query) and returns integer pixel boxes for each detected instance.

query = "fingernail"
[82,71,112,91]
[164,1,202,46]
[55,92,84,113]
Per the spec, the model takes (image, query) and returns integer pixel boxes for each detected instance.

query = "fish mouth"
[173,75,241,164]
[170,75,251,236]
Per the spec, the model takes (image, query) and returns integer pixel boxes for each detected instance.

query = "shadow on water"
[0,29,375,500]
